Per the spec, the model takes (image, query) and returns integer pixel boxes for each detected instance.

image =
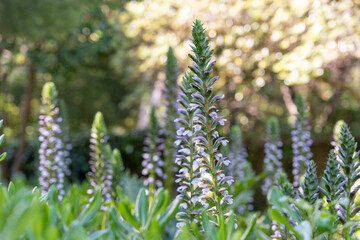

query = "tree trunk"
[11,62,36,178]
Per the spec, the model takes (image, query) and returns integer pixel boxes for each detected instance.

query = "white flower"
[217,174,225,181]
[209,112,217,119]
[219,118,227,125]
[202,188,210,195]
[212,131,219,138]
[223,160,231,166]
[191,196,199,203]
[183,130,192,137]
[176,222,186,228]
[180,203,188,209]
[175,140,182,146]
[193,125,202,132]
[179,148,191,155]
[215,153,222,160]
[188,103,199,111]
[175,158,182,165]
[179,167,188,174]
[221,140,229,146]
[176,127,185,136]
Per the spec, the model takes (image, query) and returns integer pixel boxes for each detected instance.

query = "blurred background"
[1,0,360,184]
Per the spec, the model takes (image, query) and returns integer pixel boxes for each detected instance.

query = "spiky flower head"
[112,148,124,196]
[337,123,360,238]
[291,93,313,189]
[88,112,113,205]
[38,82,66,200]
[299,160,319,205]
[175,72,203,228]
[331,120,345,149]
[188,20,233,221]
[228,125,248,180]
[141,106,165,197]
[59,100,72,177]
[320,150,344,213]
[227,125,254,214]
[262,117,283,195]
[163,46,179,194]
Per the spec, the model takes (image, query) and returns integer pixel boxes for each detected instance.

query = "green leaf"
[135,188,148,227]
[78,191,102,225]
[110,207,137,235]
[240,214,257,240]
[157,198,179,230]
[146,188,165,227]
[118,201,140,229]
[8,181,14,196]
[0,152,7,162]
[88,229,109,240]
[0,134,5,146]
[294,221,312,240]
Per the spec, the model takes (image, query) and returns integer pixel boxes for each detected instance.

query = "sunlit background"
[1,0,360,191]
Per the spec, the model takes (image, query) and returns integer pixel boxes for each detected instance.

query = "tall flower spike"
[175,72,203,228]
[337,123,360,239]
[262,117,283,195]
[228,125,248,180]
[163,47,179,194]
[38,82,66,200]
[188,20,233,222]
[291,93,313,190]
[319,150,344,212]
[88,112,113,205]
[141,106,165,198]
[59,100,72,177]
[112,148,124,197]
[228,125,254,214]
[299,160,319,205]
[0,120,6,162]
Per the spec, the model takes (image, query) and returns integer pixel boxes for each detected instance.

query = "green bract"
[299,160,319,205]
[88,112,113,205]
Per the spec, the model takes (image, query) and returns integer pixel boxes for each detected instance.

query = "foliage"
[88,112,113,205]
[0,181,178,240]
[268,187,338,240]
[110,188,179,239]
[4,9,360,239]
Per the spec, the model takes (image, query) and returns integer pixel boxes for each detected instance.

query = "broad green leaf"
[240,214,257,240]
[78,191,102,225]
[157,198,179,230]
[0,152,6,162]
[88,229,110,240]
[135,188,147,227]
[118,201,140,229]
